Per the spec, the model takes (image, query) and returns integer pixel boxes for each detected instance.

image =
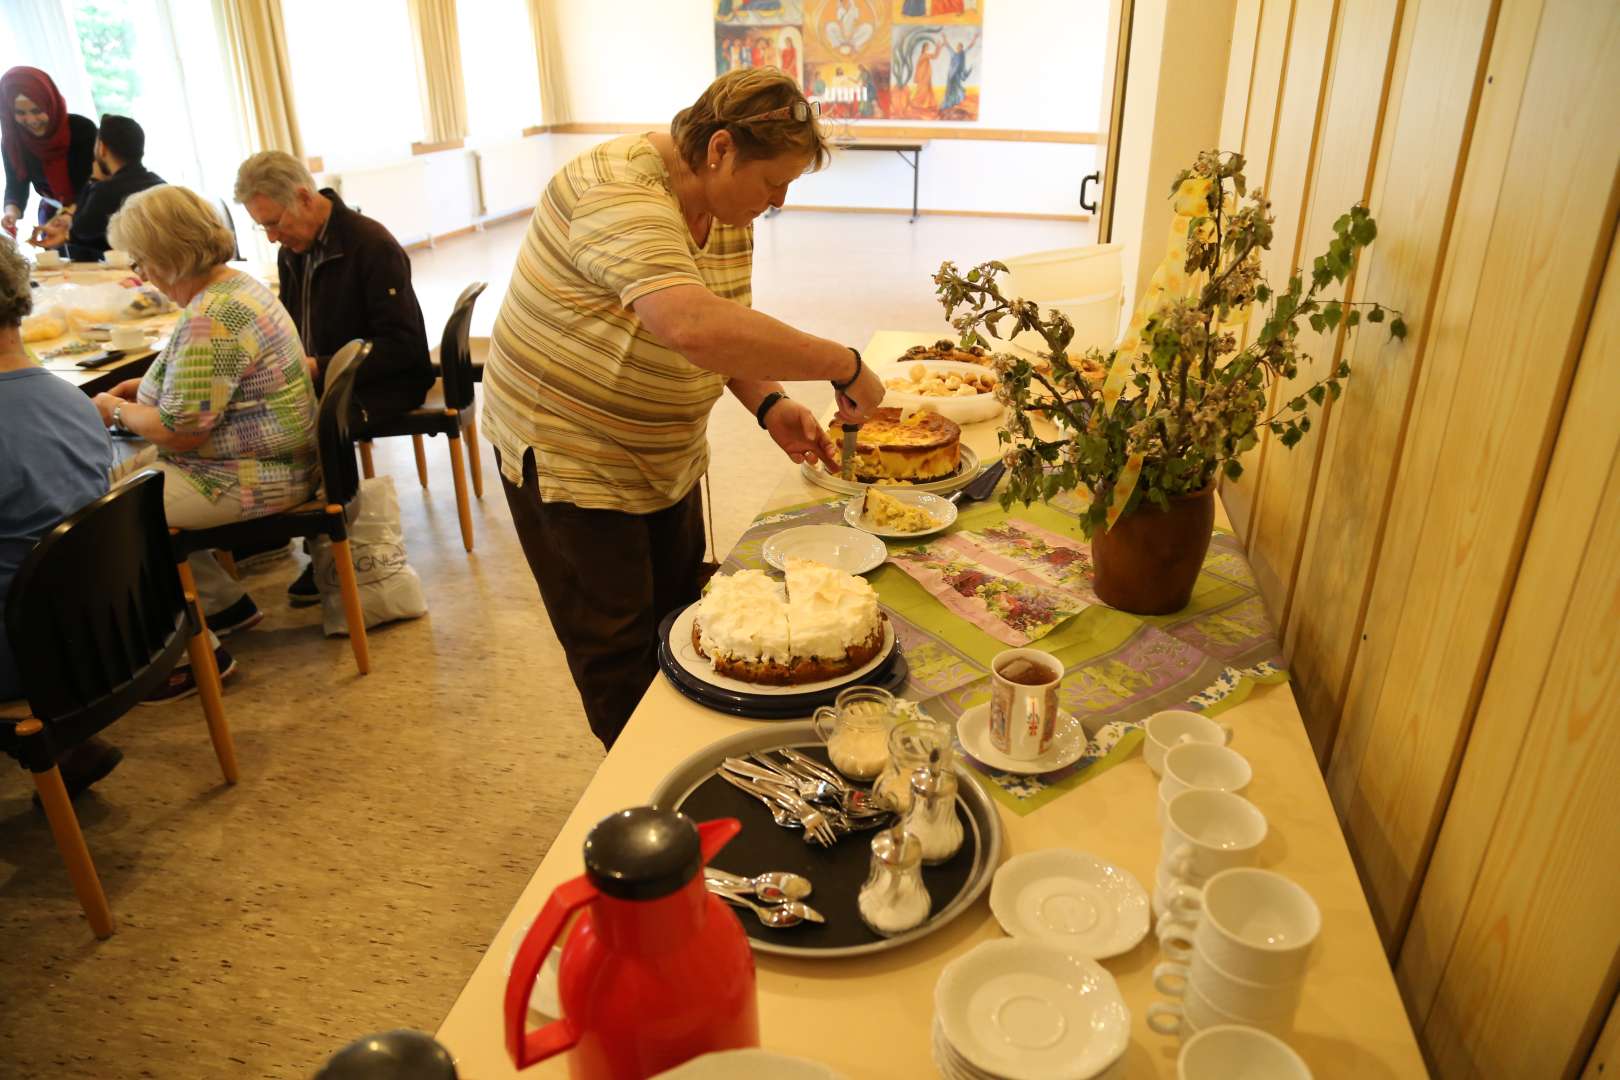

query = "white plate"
[668,602,895,697]
[935,939,1130,1080]
[876,358,1006,425]
[801,444,982,497]
[841,489,958,540]
[957,703,1088,775]
[761,525,887,575]
[990,851,1151,960]
[934,1019,1127,1080]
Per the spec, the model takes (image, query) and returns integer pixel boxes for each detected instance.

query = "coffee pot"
[504,807,759,1078]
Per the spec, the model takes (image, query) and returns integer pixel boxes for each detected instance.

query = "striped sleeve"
[568,181,705,307]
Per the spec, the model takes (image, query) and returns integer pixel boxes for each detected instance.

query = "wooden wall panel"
[1583,994,1620,1080]
[1218,0,1264,156]
[1324,0,1620,946]
[1285,0,1498,762]
[1396,227,1620,1076]
[1221,0,1297,542]
[1243,0,1403,635]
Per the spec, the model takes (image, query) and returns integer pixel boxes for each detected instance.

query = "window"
[457,0,542,143]
[282,0,424,168]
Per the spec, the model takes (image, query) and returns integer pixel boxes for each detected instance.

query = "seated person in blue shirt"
[30,115,164,262]
[0,236,123,796]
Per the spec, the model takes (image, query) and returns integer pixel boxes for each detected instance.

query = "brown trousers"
[498,449,706,750]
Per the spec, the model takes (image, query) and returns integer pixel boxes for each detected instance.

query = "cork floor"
[0,209,1093,1078]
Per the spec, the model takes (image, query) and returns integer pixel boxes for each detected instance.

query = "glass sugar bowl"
[857,826,931,937]
[872,716,955,814]
[812,685,898,781]
[902,765,964,865]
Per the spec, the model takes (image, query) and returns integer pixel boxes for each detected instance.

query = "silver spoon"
[709,884,825,927]
[707,867,814,902]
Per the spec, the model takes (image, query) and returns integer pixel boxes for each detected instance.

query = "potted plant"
[932,150,1406,615]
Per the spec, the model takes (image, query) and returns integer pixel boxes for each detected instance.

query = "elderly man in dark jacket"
[234,150,434,603]
[233,150,433,421]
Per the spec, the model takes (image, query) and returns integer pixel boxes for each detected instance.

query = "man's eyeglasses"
[252,209,289,235]
[737,99,822,124]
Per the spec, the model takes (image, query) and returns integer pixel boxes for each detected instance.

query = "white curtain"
[0,0,97,116]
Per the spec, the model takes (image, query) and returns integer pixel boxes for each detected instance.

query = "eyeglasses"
[252,209,289,235]
[736,99,822,124]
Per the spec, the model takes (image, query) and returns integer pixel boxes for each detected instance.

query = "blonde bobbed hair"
[671,69,830,173]
[108,185,236,283]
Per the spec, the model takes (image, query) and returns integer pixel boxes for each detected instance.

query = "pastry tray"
[649,722,1003,959]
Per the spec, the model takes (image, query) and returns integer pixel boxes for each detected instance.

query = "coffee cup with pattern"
[988,647,1062,761]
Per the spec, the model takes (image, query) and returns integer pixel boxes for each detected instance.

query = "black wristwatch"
[831,347,862,391]
[755,390,787,429]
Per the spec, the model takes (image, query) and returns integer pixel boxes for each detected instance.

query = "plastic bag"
[27,280,166,331]
[309,477,428,636]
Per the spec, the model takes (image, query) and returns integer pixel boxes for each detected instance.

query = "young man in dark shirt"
[32,115,164,262]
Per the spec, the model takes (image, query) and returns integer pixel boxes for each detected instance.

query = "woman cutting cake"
[482,68,885,749]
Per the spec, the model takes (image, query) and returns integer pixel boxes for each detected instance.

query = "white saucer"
[957,703,1088,775]
[935,939,1130,1080]
[762,525,887,575]
[842,489,958,539]
[990,851,1151,960]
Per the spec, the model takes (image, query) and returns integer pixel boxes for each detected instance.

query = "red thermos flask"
[504,807,760,1078]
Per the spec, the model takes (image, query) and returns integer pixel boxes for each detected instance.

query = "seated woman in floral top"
[91,184,317,701]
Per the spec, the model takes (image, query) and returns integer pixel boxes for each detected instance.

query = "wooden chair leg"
[327,513,371,676]
[466,414,484,500]
[215,551,241,579]
[174,561,238,782]
[359,441,376,479]
[19,720,114,939]
[412,435,430,489]
[446,429,475,553]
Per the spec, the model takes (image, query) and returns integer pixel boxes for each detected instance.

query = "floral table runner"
[723,491,1288,815]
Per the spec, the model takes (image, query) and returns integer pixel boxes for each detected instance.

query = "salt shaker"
[857,826,931,936]
[902,764,964,865]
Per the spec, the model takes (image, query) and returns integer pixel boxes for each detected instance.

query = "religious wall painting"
[717,24,805,85]
[890,23,981,120]
[893,0,982,26]
[715,0,806,26]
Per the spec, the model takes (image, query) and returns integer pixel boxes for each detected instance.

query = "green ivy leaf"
[1256,283,1271,303]
[1308,384,1325,405]
[1225,459,1244,480]
[1390,317,1408,340]
[1368,306,1385,324]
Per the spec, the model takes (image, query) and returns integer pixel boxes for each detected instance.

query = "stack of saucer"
[932,939,1129,1079]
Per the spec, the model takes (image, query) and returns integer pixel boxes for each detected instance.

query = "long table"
[435,331,1427,1078]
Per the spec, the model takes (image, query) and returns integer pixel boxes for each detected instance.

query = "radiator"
[476,137,547,221]
[331,159,433,247]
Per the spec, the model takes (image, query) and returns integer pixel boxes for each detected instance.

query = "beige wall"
[1220,0,1620,1075]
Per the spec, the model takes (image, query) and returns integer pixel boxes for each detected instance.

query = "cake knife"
[839,423,860,481]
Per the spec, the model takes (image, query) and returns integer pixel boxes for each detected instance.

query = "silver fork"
[716,769,836,846]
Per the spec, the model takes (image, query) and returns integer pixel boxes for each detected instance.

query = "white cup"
[1143,709,1232,776]
[1153,954,1304,1023]
[108,324,148,351]
[1147,979,1261,1039]
[1161,788,1267,882]
[1156,868,1321,984]
[1178,1025,1312,1079]
[34,249,63,268]
[1158,742,1253,824]
[988,647,1062,760]
[103,248,134,268]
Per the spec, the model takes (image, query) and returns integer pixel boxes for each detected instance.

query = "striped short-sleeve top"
[480,134,753,513]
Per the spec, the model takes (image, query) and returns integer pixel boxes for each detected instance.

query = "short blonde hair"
[108,185,236,283]
[672,69,830,173]
[0,236,32,327]
[234,150,316,207]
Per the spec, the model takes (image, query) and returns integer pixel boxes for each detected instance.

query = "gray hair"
[0,237,32,327]
[234,150,317,206]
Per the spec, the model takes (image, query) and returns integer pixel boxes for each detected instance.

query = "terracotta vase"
[1089,486,1216,615]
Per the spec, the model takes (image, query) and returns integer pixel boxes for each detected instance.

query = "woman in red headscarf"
[2,67,96,240]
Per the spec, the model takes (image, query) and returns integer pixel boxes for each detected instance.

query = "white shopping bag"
[310,476,428,635]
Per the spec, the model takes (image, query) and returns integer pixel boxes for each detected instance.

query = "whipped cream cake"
[694,560,887,685]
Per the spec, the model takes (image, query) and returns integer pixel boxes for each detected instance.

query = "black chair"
[355,282,486,553]
[1,470,238,939]
[214,197,243,261]
[171,340,374,676]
